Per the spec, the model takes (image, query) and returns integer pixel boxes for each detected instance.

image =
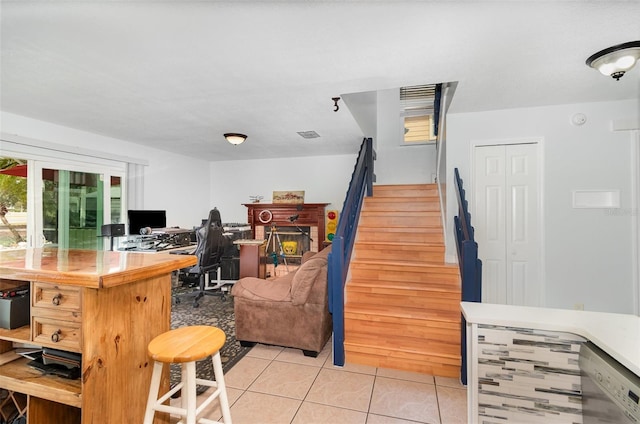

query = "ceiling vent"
[297,131,320,139]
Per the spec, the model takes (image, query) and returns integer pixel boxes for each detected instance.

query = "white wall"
[1,112,212,229]
[374,89,437,185]
[1,112,359,229]
[446,99,639,314]
[210,154,356,224]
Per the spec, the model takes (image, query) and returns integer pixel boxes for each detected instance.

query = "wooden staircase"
[344,184,462,377]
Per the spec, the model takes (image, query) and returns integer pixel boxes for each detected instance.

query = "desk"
[0,248,196,423]
[234,239,266,279]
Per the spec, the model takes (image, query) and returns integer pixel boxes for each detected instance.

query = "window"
[0,157,28,249]
[400,84,437,145]
[403,114,436,144]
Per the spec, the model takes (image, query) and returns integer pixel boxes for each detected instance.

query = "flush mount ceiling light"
[224,133,247,145]
[586,41,640,81]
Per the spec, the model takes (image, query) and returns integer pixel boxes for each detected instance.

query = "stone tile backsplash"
[477,324,586,423]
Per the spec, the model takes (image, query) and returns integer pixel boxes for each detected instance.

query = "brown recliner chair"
[231,245,332,357]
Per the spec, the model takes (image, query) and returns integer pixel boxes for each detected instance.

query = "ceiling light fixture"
[586,41,640,81]
[224,133,247,145]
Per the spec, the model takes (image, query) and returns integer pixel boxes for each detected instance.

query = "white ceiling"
[1,1,639,162]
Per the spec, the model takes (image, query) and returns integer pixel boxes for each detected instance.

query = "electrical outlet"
[574,303,584,311]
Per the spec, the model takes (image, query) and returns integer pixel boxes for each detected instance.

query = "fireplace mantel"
[243,203,328,253]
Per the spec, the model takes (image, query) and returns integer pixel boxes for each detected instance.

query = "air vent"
[400,84,436,101]
[400,83,436,117]
[297,131,320,139]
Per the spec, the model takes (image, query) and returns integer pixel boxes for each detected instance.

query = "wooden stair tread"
[355,240,444,248]
[365,196,439,203]
[345,303,461,321]
[351,257,448,264]
[347,298,460,314]
[357,226,443,233]
[361,210,441,216]
[357,227,442,232]
[345,310,461,328]
[348,279,460,292]
[373,184,436,189]
[346,296,461,312]
[363,201,440,210]
[354,244,445,262]
[350,258,459,271]
[372,185,438,197]
[344,338,460,359]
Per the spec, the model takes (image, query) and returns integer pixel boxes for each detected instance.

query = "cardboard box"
[0,294,30,329]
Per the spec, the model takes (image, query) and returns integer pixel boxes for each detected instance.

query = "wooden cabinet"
[236,241,266,279]
[0,248,196,424]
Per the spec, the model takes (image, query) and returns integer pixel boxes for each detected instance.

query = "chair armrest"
[232,275,293,302]
[301,251,316,264]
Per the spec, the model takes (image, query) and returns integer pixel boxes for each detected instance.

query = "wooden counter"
[0,248,197,424]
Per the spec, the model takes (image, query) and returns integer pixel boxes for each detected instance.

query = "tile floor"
[172,341,468,424]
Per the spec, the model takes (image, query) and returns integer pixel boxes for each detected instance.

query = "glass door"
[33,162,124,249]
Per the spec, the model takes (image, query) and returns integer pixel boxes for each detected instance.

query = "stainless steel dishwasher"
[580,341,640,423]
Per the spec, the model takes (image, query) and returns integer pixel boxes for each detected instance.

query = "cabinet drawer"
[32,316,81,353]
[32,283,81,312]
[31,306,81,323]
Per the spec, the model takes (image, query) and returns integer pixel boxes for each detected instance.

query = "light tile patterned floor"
[172,341,468,424]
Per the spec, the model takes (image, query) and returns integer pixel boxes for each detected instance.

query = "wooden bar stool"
[143,325,232,424]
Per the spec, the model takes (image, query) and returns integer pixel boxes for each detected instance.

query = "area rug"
[170,285,250,391]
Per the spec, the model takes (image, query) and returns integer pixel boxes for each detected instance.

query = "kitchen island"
[461,301,640,423]
[0,248,197,424]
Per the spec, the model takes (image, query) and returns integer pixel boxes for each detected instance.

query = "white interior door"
[474,143,540,306]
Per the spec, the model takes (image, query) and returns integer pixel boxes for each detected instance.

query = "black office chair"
[178,208,230,307]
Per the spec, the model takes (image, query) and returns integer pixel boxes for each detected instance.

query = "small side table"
[234,239,266,279]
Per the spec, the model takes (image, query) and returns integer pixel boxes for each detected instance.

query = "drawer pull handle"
[51,329,62,342]
[52,293,62,305]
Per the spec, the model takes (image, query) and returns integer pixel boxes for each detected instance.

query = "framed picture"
[272,190,305,204]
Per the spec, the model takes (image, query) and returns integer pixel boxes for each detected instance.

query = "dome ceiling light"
[586,41,640,81]
[224,133,247,145]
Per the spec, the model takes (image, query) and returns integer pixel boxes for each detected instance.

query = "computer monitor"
[127,210,167,235]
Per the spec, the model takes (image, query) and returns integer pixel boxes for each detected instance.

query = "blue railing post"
[330,237,345,366]
[454,167,482,386]
[328,137,374,367]
[365,138,373,196]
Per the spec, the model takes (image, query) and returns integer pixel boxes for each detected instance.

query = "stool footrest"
[157,382,184,405]
[175,419,223,424]
[196,388,223,417]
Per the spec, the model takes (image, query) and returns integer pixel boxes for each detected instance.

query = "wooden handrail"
[328,137,374,366]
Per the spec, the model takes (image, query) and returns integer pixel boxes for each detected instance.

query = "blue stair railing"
[454,167,482,385]
[328,137,375,366]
